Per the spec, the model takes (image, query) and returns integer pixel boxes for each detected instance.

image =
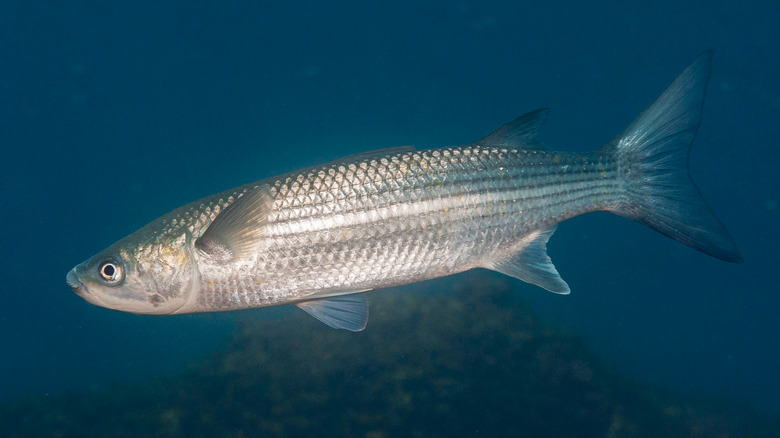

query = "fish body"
[67,52,741,330]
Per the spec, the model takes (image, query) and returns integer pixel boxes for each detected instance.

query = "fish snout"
[67,268,83,291]
[68,267,100,305]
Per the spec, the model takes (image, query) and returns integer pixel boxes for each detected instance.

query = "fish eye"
[97,259,124,286]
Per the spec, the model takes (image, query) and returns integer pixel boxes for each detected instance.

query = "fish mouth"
[67,268,84,290]
[67,267,107,307]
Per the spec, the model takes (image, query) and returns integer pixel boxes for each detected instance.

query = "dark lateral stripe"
[269,181,619,245]
[273,169,619,228]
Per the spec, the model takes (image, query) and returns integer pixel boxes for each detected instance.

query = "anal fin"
[487,226,570,294]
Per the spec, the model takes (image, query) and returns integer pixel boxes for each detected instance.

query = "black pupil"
[102,264,115,278]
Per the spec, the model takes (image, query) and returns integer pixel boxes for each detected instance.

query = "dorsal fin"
[319,145,416,168]
[476,108,550,149]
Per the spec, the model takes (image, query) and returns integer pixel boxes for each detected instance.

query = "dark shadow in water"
[2,273,777,437]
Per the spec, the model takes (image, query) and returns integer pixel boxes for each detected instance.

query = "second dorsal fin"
[476,108,550,149]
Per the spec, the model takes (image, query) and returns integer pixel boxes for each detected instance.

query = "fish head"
[67,228,199,315]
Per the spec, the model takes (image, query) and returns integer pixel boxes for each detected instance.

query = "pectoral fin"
[296,293,370,332]
[488,226,570,294]
[195,184,274,263]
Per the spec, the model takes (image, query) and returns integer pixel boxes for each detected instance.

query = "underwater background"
[1,0,778,436]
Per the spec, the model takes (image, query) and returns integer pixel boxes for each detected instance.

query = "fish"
[67,51,741,331]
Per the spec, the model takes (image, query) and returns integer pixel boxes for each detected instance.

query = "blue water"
[1,0,777,417]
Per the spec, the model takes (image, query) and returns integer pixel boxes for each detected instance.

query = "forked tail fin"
[606,51,742,263]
